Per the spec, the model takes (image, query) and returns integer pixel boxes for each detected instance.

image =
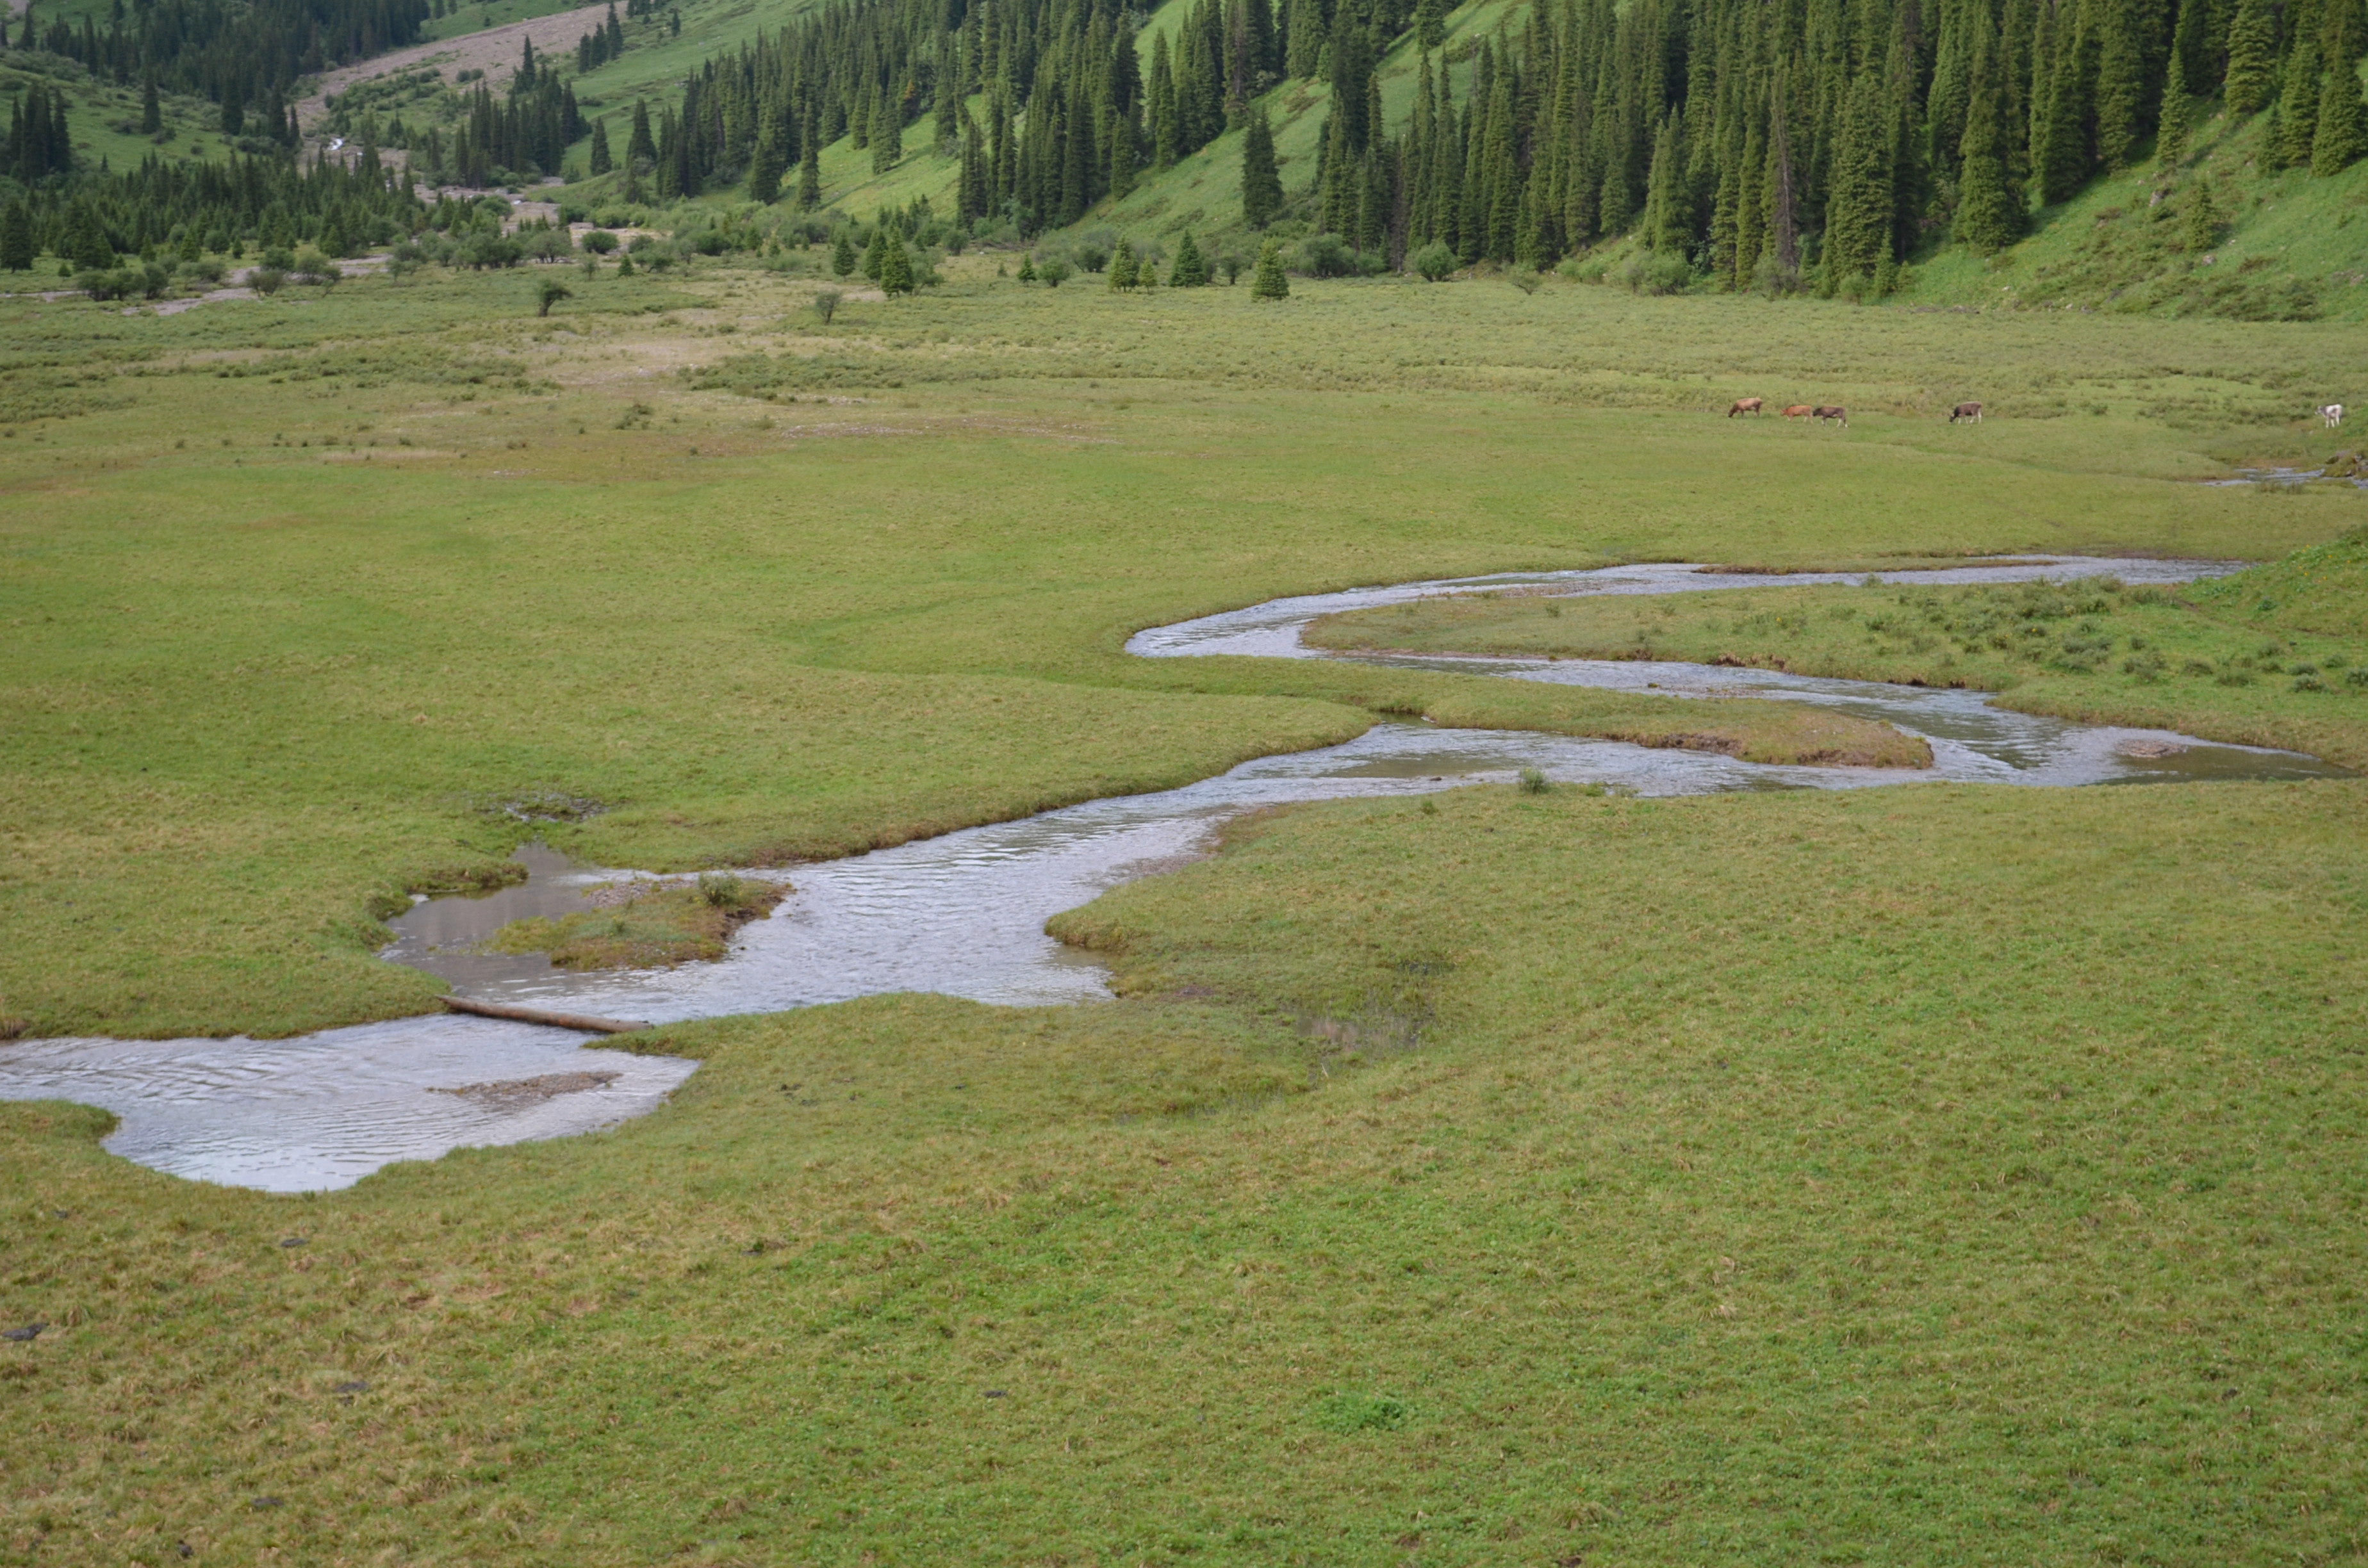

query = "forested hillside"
[4,0,2367,311]
[5,0,432,137]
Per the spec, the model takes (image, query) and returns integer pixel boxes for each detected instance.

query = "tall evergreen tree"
[747,134,782,202]
[1823,73,1892,280]
[872,94,902,174]
[2093,0,2148,168]
[589,117,614,175]
[799,111,823,208]
[2278,12,2325,165]
[1766,69,1800,275]
[879,231,914,293]
[2316,0,2368,172]
[0,202,32,272]
[1644,110,1688,253]
[1416,0,1449,47]
[2221,0,2279,114]
[140,76,161,136]
[2171,0,2216,92]
[2155,73,2191,167]
[1241,104,1284,227]
[1957,12,2025,250]
[627,99,657,165]
[1286,0,1323,79]
[2039,0,2096,199]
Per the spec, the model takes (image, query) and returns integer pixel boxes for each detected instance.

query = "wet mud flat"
[1,556,2343,1191]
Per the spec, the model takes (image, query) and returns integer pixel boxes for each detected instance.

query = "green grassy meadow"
[4,247,2368,1562]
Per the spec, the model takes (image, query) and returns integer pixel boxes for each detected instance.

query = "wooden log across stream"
[441,997,653,1034]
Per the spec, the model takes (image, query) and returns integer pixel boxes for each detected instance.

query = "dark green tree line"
[1287,0,2364,288]
[4,0,431,133]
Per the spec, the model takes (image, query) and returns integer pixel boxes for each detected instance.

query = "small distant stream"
[3,556,2346,1192]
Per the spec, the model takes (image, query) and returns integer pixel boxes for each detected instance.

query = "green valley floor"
[2,256,2365,1564]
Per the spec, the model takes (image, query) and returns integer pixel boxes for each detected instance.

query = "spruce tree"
[1414,0,1446,50]
[628,99,657,165]
[1645,113,1689,254]
[2093,0,2146,169]
[799,113,823,208]
[1734,113,1766,289]
[832,230,857,276]
[0,203,32,272]
[1957,15,2025,252]
[2278,29,2324,166]
[1108,237,1138,288]
[1251,236,1289,297]
[2155,74,2191,168]
[862,226,886,279]
[1319,112,1354,232]
[748,135,782,203]
[879,232,914,295]
[140,75,160,135]
[2221,0,2278,115]
[2317,2,2368,172]
[1765,72,1799,276]
[1240,105,1283,227]
[872,95,901,174]
[2182,176,2219,248]
[2172,0,2215,92]
[1017,252,1037,281]
[1106,113,1136,201]
[2040,6,2096,200]
[1823,74,1892,283]
[590,117,614,175]
[1286,0,1322,79]
[1169,229,1210,284]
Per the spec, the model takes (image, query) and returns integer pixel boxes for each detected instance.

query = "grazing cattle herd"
[1727,398,2343,430]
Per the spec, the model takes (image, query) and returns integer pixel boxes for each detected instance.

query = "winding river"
[2,557,2346,1192]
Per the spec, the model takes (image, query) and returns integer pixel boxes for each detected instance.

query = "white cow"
[2321,403,2346,429]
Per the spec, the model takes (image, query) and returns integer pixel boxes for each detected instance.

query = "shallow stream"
[3,557,2346,1191]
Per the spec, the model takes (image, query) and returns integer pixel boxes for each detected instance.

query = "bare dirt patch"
[297,3,615,131]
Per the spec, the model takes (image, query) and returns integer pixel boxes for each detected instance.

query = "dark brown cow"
[1781,404,1814,420]
[1812,405,1848,427]
[1949,401,1984,423]
[1726,398,1764,417]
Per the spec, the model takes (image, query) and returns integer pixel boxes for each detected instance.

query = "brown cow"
[1781,404,1814,420]
[1812,405,1848,427]
[1726,398,1764,418]
[1949,401,1984,423]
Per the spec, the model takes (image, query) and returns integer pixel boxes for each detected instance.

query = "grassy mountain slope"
[1907,82,2368,322]
[0,55,245,175]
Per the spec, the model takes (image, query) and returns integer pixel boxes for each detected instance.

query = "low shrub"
[1622,252,1694,295]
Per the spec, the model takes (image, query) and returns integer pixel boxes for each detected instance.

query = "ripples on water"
[6,556,2344,1190]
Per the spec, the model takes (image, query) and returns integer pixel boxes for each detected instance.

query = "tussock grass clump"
[489,877,787,970]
